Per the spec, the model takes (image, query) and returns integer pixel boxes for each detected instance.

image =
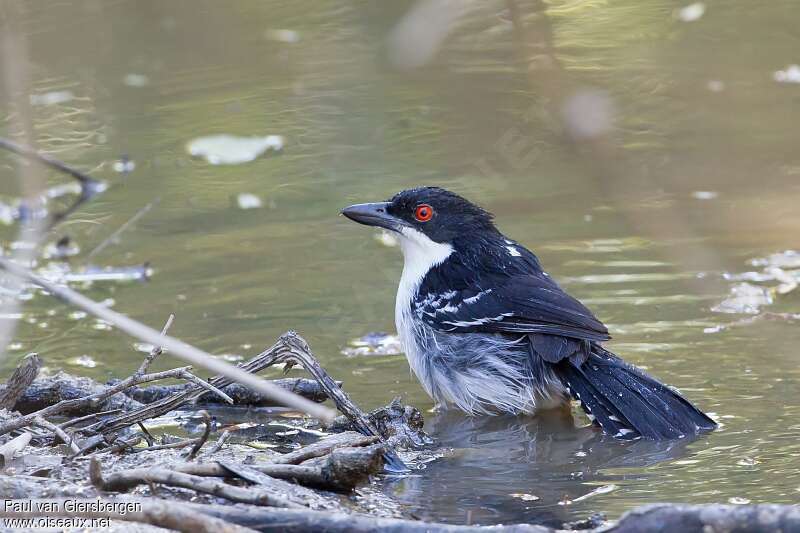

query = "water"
[2,0,800,526]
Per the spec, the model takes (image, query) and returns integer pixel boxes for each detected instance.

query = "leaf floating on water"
[774,65,800,84]
[265,29,300,43]
[510,493,539,502]
[711,283,773,315]
[676,2,706,22]
[187,134,284,165]
[751,250,800,270]
[728,497,751,505]
[236,193,263,210]
[123,73,150,87]
[559,484,617,506]
[342,332,403,357]
[69,355,98,368]
[691,190,718,200]
[29,90,75,106]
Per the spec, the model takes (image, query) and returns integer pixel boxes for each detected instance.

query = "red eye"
[414,204,433,222]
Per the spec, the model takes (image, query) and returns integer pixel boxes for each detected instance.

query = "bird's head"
[342,187,497,250]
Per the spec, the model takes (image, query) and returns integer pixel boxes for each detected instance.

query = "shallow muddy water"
[2,0,800,526]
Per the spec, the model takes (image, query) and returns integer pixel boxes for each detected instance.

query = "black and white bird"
[342,187,716,440]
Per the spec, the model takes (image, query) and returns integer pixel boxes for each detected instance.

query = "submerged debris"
[773,64,800,84]
[187,134,284,165]
[712,283,773,315]
[341,332,403,357]
[236,193,263,210]
[707,250,799,330]
[676,2,706,22]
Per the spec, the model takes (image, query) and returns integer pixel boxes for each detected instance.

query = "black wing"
[414,242,609,362]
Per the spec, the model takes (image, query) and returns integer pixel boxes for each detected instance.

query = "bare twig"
[58,409,123,430]
[137,422,155,446]
[268,431,380,465]
[202,430,230,456]
[136,314,173,375]
[187,410,211,459]
[86,198,160,260]
[131,438,199,453]
[0,258,335,423]
[178,370,233,405]
[81,333,317,436]
[0,365,192,437]
[274,334,407,471]
[31,416,80,454]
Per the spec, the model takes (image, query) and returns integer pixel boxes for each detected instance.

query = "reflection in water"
[386,411,695,526]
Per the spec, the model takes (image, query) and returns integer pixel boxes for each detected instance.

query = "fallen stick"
[82,333,309,436]
[188,410,211,459]
[0,258,335,423]
[0,365,202,437]
[274,333,409,471]
[0,352,41,410]
[90,458,304,509]
[173,443,384,492]
[31,415,80,454]
[269,430,380,465]
[120,377,337,406]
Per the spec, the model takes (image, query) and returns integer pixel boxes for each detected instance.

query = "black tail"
[554,347,716,440]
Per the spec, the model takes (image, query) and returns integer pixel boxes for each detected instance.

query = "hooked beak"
[341,202,407,233]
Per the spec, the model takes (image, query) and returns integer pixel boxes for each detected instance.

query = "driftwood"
[120,377,337,406]
[172,442,385,492]
[268,430,380,465]
[0,352,41,410]
[9,372,142,416]
[267,333,411,471]
[90,458,301,509]
[79,333,317,437]
[12,374,332,415]
[0,258,336,422]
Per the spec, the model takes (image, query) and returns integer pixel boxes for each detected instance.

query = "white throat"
[394,227,453,346]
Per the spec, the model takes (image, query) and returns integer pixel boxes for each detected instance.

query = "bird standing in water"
[342,187,716,440]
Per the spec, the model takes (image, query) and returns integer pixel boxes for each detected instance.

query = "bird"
[341,186,717,440]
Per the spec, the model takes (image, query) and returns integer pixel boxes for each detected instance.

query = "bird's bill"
[341,202,408,232]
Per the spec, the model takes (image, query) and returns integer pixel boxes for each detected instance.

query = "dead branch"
[81,333,309,436]
[31,415,80,454]
[90,458,304,509]
[121,377,336,406]
[0,365,194,437]
[269,430,380,465]
[273,333,408,470]
[203,430,230,456]
[188,410,212,459]
[136,313,173,375]
[0,352,41,410]
[174,443,384,492]
[0,257,335,422]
